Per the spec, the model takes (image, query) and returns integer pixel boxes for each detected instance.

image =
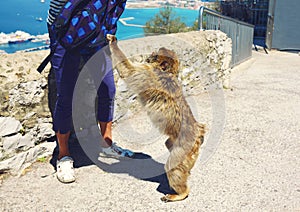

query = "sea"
[0,0,199,53]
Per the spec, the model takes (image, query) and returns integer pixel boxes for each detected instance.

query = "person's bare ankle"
[58,153,70,161]
[100,137,112,148]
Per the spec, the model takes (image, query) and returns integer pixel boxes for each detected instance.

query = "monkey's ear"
[160,61,169,71]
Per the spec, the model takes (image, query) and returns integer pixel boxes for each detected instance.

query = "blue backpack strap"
[37,52,52,73]
[37,42,58,73]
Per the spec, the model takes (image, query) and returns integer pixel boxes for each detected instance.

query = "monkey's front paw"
[106,34,117,43]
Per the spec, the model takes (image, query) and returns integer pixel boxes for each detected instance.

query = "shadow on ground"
[49,137,174,195]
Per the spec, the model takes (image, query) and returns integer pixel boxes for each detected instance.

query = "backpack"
[37,0,126,73]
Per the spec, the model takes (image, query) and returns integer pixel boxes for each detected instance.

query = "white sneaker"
[56,156,75,183]
[99,142,134,158]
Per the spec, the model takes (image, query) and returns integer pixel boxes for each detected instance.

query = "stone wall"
[0,30,232,175]
[113,30,232,120]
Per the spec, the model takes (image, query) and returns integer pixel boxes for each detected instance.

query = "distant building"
[266,0,300,50]
[220,0,300,50]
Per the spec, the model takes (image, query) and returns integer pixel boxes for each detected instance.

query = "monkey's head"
[146,47,179,77]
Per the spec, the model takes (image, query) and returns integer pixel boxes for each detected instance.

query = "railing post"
[198,6,205,31]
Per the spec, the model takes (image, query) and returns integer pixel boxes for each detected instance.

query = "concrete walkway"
[0,50,299,211]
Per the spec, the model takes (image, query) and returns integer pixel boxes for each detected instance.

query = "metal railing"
[198,6,254,67]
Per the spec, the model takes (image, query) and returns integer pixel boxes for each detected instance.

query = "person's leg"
[55,131,75,183]
[51,47,81,182]
[49,25,81,181]
[81,49,115,148]
[56,131,71,160]
[99,121,113,147]
[96,51,134,158]
[97,69,115,148]
[52,46,81,158]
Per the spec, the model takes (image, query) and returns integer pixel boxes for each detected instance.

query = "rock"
[0,117,22,137]
[2,134,22,152]
[0,149,27,175]
[0,145,45,176]
[29,121,55,145]
[17,134,35,151]
[23,112,36,120]
[36,141,56,159]
[206,33,216,42]
[0,141,56,176]
[2,133,34,154]
[9,79,47,107]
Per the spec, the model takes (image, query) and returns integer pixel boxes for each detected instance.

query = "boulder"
[0,117,22,137]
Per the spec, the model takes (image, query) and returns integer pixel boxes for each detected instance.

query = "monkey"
[106,34,205,202]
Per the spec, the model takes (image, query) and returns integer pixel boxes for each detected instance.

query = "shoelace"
[111,144,124,155]
[110,143,134,157]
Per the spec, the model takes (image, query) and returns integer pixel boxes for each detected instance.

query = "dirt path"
[0,50,299,211]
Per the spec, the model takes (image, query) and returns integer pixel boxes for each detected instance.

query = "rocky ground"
[0,49,299,211]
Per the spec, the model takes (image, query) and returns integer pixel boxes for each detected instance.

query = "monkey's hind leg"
[161,138,201,202]
[161,166,190,202]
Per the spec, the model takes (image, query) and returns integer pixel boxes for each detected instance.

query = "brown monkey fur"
[106,34,205,202]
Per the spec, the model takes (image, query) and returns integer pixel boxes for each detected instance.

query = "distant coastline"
[125,3,199,10]
[125,6,199,11]
[125,0,217,10]
[126,2,162,9]
[0,4,200,54]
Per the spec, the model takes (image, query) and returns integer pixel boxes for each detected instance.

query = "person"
[47,0,134,183]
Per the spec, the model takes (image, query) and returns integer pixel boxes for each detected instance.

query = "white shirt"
[47,0,68,25]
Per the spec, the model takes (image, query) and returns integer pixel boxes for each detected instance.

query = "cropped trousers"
[48,25,115,134]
